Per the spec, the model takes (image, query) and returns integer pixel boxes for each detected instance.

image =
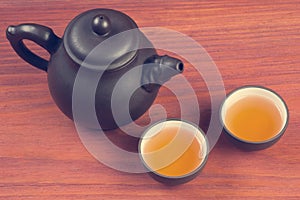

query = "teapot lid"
[64,9,139,71]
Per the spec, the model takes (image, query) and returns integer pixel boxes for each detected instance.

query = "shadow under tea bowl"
[220,86,289,151]
[138,119,209,185]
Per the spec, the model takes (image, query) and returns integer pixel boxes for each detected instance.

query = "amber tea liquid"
[225,95,283,142]
[142,126,203,177]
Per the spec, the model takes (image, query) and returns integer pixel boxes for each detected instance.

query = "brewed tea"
[142,126,203,177]
[225,95,283,142]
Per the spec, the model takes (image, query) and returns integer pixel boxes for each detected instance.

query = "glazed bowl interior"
[139,120,208,178]
[220,86,288,144]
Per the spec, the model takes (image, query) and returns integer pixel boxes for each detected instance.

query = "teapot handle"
[6,24,61,72]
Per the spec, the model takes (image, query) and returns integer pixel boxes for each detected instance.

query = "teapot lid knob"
[92,15,111,36]
[64,9,140,71]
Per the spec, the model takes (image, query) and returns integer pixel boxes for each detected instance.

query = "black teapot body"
[6,9,183,130]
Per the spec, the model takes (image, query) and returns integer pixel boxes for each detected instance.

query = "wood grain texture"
[0,0,299,199]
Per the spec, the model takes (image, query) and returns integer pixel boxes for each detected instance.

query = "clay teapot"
[6,9,183,130]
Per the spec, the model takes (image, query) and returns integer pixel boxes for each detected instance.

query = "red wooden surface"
[0,0,299,199]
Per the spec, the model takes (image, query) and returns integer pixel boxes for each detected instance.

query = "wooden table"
[1,0,299,199]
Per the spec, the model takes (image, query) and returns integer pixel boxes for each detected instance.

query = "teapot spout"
[141,55,184,92]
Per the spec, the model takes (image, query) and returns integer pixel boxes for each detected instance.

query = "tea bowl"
[220,86,289,151]
[138,119,209,185]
